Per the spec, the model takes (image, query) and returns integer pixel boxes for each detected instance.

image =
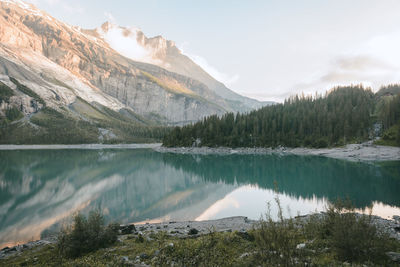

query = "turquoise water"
[0,149,399,247]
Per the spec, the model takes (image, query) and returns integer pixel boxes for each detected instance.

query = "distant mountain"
[0,0,272,143]
[88,22,273,112]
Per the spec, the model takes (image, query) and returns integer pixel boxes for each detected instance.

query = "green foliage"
[57,210,119,258]
[375,84,400,98]
[318,200,395,263]
[5,107,23,121]
[29,107,100,144]
[377,94,400,131]
[0,102,170,144]
[2,202,399,266]
[9,77,46,106]
[375,93,400,146]
[153,231,253,266]
[254,199,302,266]
[0,81,14,102]
[163,86,375,148]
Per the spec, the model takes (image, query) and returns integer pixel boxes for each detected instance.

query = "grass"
[2,198,399,266]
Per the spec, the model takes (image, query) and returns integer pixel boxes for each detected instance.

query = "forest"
[163,85,400,148]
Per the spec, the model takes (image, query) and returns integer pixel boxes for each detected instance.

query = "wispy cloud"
[293,31,400,95]
[178,42,239,87]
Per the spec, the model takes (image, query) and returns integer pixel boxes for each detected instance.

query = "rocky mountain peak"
[94,21,176,66]
[0,0,269,133]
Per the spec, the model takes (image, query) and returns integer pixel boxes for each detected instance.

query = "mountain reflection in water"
[0,149,399,248]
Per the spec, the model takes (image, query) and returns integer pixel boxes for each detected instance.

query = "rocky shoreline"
[0,143,162,150]
[1,213,399,260]
[1,142,399,162]
[155,142,400,162]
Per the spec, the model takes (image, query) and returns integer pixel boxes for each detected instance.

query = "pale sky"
[24,0,400,102]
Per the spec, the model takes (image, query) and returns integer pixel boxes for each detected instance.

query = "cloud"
[178,42,239,87]
[334,55,394,72]
[293,31,400,95]
[100,25,158,64]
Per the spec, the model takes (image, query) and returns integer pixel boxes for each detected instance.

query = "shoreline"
[0,143,162,150]
[0,142,399,161]
[1,214,399,260]
[155,142,400,162]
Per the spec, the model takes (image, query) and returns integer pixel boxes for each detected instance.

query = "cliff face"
[0,0,230,125]
[93,22,273,112]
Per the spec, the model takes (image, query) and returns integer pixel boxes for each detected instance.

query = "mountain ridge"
[90,21,273,111]
[0,0,272,143]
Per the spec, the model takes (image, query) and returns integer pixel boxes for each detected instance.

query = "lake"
[0,148,399,248]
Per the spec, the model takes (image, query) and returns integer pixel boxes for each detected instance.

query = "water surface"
[0,149,399,248]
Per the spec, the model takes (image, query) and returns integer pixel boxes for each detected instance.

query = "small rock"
[121,256,130,262]
[120,224,136,235]
[386,251,400,262]
[188,228,199,235]
[140,253,149,259]
[239,252,250,258]
[296,243,306,249]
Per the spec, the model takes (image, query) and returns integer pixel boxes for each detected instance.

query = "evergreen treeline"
[163,86,379,148]
[377,93,400,131]
[375,92,400,146]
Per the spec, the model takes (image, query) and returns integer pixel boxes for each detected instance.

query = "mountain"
[0,0,270,143]
[89,22,273,112]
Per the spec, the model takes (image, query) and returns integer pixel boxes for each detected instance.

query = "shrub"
[57,210,119,258]
[253,197,302,266]
[320,200,393,263]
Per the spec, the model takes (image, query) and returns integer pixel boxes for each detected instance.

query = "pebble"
[296,243,306,249]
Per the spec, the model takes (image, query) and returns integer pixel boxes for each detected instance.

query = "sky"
[23,0,400,102]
